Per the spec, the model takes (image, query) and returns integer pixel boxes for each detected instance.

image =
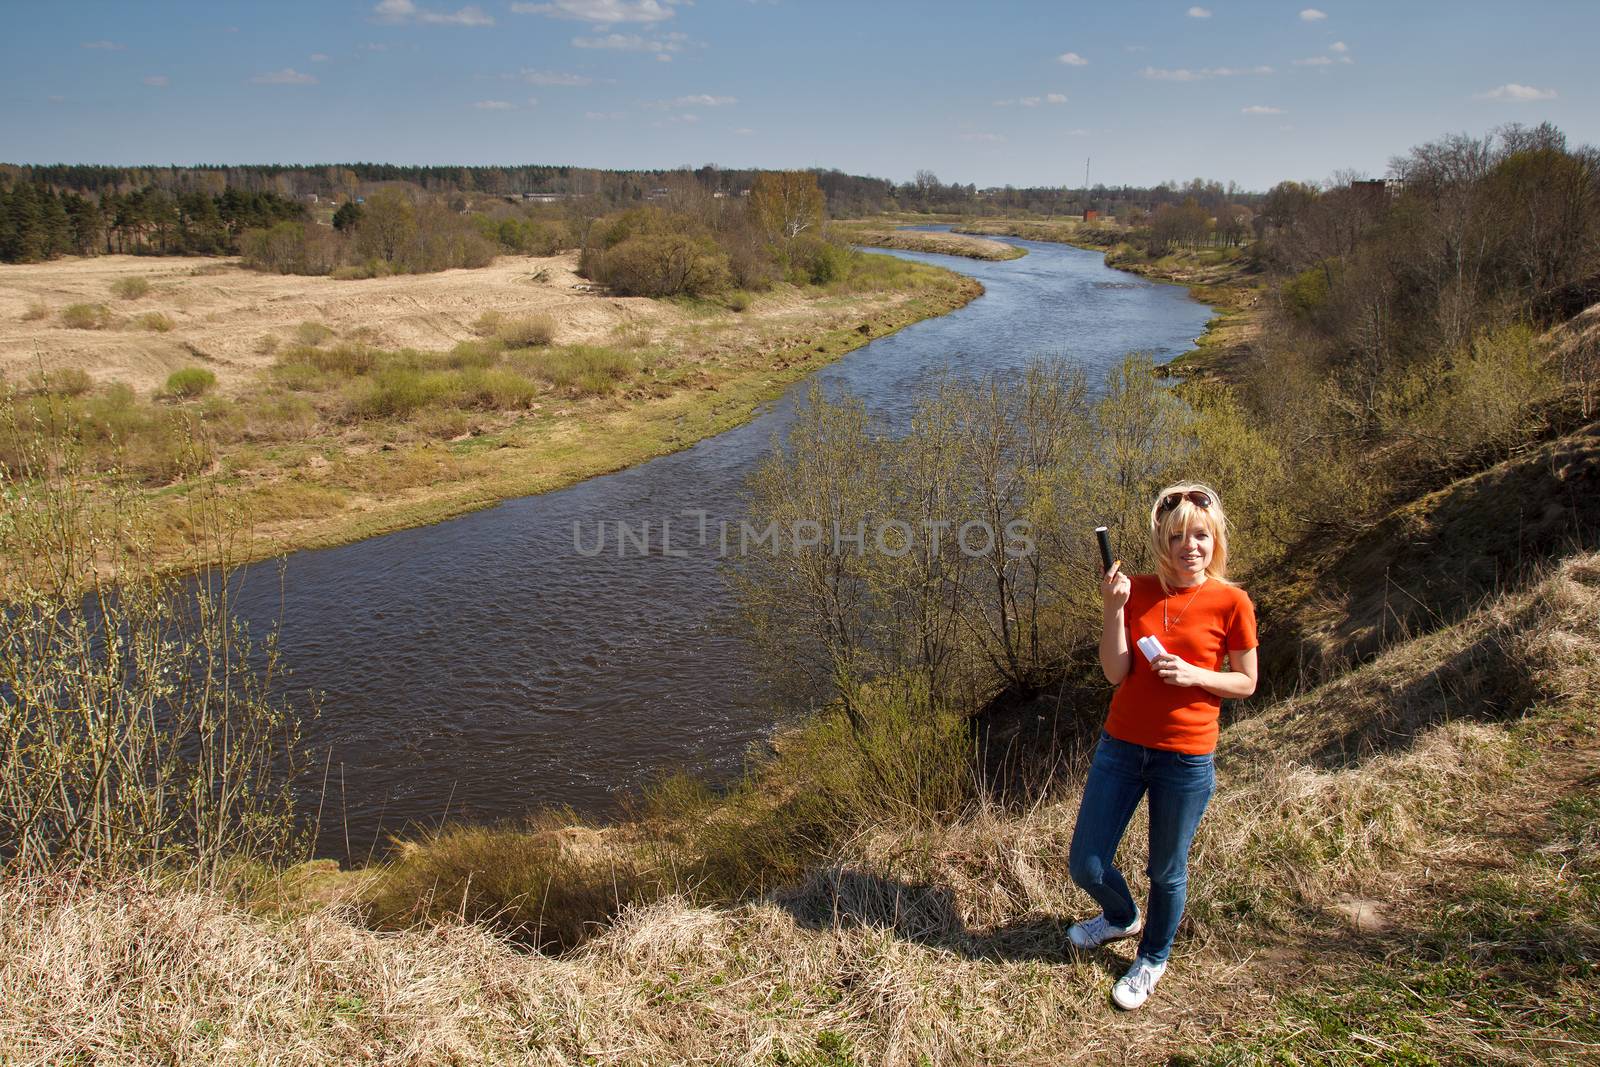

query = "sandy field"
[0,253,679,395]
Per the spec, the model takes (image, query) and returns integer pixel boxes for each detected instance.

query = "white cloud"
[81,40,126,50]
[1329,40,1347,52]
[310,52,331,62]
[652,112,699,126]
[517,68,593,85]
[1241,104,1283,114]
[373,0,494,25]
[733,127,754,135]
[1058,51,1088,66]
[1474,83,1558,102]
[960,132,1007,143]
[1187,6,1212,17]
[654,93,735,107]
[572,31,686,54]
[424,6,494,25]
[252,68,318,85]
[1125,44,1148,52]
[142,75,170,87]
[1064,128,1090,136]
[584,110,625,119]
[473,99,516,109]
[362,42,391,51]
[1293,55,1332,65]
[1142,65,1272,80]
[510,0,678,22]
[996,92,1068,107]
[1300,8,1327,20]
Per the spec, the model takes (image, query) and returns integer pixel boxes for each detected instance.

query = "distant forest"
[0,160,1263,264]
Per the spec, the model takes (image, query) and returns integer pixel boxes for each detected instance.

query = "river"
[226,230,1212,861]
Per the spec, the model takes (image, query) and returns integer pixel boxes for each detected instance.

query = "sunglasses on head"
[1157,490,1213,515]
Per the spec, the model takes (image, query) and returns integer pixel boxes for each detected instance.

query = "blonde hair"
[1148,481,1232,592]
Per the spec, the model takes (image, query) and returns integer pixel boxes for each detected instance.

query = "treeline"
[0,177,305,262]
[2,160,1264,234]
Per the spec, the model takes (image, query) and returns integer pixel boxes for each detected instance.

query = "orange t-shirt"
[1103,575,1257,755]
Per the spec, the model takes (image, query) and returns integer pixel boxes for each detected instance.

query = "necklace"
[1162,577,1206,632]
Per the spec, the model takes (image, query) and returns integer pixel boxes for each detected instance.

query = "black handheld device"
[1095,526,1115,575]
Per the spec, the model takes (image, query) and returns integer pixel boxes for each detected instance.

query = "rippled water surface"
[228,232,1211,858]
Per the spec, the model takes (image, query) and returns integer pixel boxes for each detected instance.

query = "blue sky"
[3,0,1595,191]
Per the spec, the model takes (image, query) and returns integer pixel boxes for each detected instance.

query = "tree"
[749,171,826,243]
[332,200,363,233]
[354,187,417,264]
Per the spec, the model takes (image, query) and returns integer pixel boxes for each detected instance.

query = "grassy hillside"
[3,422,1596,1064]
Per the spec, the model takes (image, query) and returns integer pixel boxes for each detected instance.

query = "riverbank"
[830,221,1027,261]
[1,250,980,573]
[951,217,1262,386]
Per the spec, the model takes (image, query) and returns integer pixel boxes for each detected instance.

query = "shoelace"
[1123,962,1159,993]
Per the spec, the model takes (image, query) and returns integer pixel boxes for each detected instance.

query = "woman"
[1066,483,1258,1010]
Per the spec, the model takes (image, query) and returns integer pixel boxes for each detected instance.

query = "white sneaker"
[1067,908,1142,950]
[1111,956,1167,1010]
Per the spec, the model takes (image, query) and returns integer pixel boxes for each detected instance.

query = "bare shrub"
[110,276,151,300]
[471,309,504,337]
[20,302,49,322]
[137,311,176,332]
[495,314,555,348]
[0,433,305,876]
[294,321,335,346]
[27,367,93,397]
[59,303,111,330]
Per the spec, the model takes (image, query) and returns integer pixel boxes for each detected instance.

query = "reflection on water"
[226,232,1211,859]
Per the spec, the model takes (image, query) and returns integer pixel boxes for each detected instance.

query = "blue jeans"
[1068,731,1215,964]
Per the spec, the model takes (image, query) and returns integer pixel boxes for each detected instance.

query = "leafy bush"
[580,207,732,297]
[137,312,176,332]
[496,314,555,347]
[596,233,731,297]
[163,367,216,398]
[240,221,342,276]
[60,303,111,330]
[110,276,151,300]
[726,290,752,312]
[787,234,850,285]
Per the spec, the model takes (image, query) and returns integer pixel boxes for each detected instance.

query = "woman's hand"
[1153,653,1203,688]
[1101,562,1131,614]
